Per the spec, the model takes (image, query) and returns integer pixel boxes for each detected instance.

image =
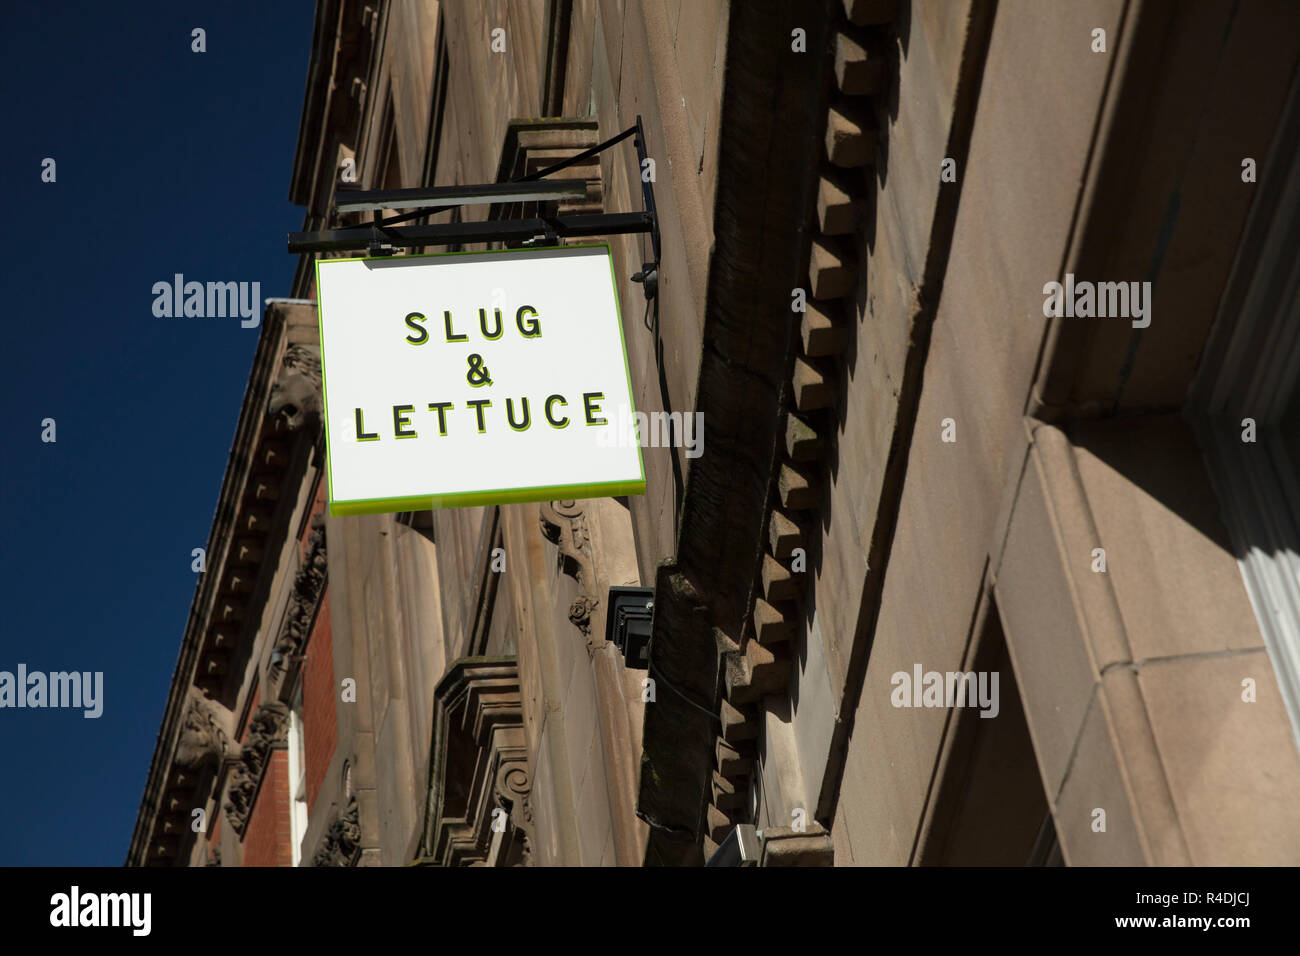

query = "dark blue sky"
[0,1,313,865]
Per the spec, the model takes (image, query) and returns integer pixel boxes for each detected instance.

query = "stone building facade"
[130,0,1300,866]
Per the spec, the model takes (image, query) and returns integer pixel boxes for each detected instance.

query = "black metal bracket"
[287,117,662,271]
[631,114,661,300]
[367,209,395,257]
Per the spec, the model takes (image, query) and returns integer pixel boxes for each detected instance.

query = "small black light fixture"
[631,264,657,300]
[605,586,653,669]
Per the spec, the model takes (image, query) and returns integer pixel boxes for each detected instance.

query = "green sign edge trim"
[328,478,648,517]
[314,242,646,517]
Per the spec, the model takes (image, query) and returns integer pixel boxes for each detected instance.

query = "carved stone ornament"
[312,794,361,867]
[494,757,534,866]
[539,500,599,638]
[273,519,328,667]
[223,701,290,836]
[174,686,238,770]
[568,595,599,636]
[415,659,535,866]
[268,344,323,431]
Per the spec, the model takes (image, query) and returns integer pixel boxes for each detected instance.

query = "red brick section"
[233,479,335,866]
[303,590,337,810]
[243,750,293,867]
[298,478,337,814]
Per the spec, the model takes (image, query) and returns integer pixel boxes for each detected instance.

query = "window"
[1189,73,1300,754]
[288,687,309,865]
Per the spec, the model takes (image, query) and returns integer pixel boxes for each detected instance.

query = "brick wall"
[243,749,292,867]
[232,481,332,867]
[297,478,337,813]
[303,590,337,810]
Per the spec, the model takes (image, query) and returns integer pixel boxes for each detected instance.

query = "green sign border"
[315,242,646,518]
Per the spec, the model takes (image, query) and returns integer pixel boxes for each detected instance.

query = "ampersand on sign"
[466,353,493,387]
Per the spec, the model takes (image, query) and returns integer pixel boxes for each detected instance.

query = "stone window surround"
[287,686,309,866]
[992,404,1300,866]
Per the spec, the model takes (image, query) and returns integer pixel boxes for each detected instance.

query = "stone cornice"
[635,0,846,866]
[289,0,379,209]
[127,301,322,866]
[679,0,904,865]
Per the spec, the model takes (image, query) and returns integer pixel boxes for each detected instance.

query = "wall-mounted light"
[605,586,653,669]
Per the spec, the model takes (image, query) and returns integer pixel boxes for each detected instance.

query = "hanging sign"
[316,243,644,516]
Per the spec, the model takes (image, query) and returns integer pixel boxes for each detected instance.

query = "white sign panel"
[316,244,644,516]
